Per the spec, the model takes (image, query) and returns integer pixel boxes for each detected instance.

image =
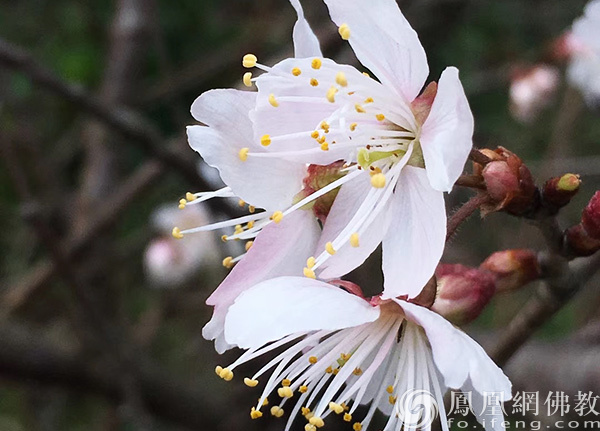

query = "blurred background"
[1,0,599,430]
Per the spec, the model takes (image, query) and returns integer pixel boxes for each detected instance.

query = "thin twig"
[446,193,491,241]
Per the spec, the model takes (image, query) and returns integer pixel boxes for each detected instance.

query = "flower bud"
[431,264,496,325]
[480,147,536,215]
[480,249,541,292]
[542,173,581,210]
[582,191,600,240]
[565,224,600,257]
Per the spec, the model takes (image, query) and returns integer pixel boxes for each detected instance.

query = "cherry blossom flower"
[565,0,600,107]
[183,0,473,302]
[214,276,511,431]
[509,65,559,123]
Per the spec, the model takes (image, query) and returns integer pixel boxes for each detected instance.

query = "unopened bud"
[565,224,600,257]
[542,174,581,209]
[480,147,536,215]
[431,264,496,325]
[582,191,600,240]
[480,249,541,292]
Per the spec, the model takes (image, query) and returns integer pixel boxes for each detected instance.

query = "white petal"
[289,0,322,58]
[397,300,512,398]
[420,67,474,192]
[224,276,380,349]
[322,0,429,101]
[317,173,392,279]
[381,166,446,299]
[203,210,320,353]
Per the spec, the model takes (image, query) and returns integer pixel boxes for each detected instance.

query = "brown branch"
[446,193,491,241]
[490,251,600,367]
[0,37,234,212]
[0,323,221,431]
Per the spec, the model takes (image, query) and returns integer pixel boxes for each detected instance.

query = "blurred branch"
[0,323,221,431]
[0,37,234,215]
[2,161,163,316]
[491,251,600,366]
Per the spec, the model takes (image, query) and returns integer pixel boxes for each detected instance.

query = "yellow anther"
[332,368,339,375]
[260,134,271,147]
[370,173,386,188]
[310,131,320,139]
[250,407,263,419]
[308,356,318,364]
[355,104,366,113]
[242,54,257,68]
[238,199,246,207]
[389,395,397,404]
[325,242,336,255]
[305,425,316,431]
[185,192,196,201]
[305,411,315,420]
[248,205,256,214]
[245,241,254,251]
[305,257,316,269]
[344,413,352,422]
[311,58,322,69]
[326,86,338,103]
[292,67,302,76]
[219,367,234,381]
[364,97,374,103]
[338,23,350,40]
[299,385,308,393]
[277,386,294,398]
[310,78,319,87]
[222,256,234,269]
[221,234,228,242]
[268,93,279,107]
[386,385,394,394]
[282,379,291,387]
[244,378,259,387]
[215,365,223,376]
[335,72,348,87]
[271,211,283,223]
[320,121,330,131]
[341,403,349,411]
[243,72,253,87]
[178,199,186,210]
[329,402,344,414]
[303,267,316,279]
[325,366,333,374]
[234,225,244,235]
[320,142,329,151]
[350,123,358,131]
[238,147,249,161]
[301,407,311,417]
[309,416,325,428]
[270,406,285,418]
[376,113,385,122]
[172,227,183,239]
[353,422,363,431]
[362,72,370,77]
[317,135,326,144]
[260,397,269,406]
[353,367,362,376]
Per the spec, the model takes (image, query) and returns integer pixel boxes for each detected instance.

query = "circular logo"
[395,389,439,429]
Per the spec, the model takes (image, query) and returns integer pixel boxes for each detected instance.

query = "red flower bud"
[480,147,536,215]
[431,264,496,325]
[565,224,600,257]
[480,249,541,292]
[582,191,600,240]
[542,173,581,209]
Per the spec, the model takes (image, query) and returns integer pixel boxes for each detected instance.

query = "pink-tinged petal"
[317,173,392,279]
[322,0,429,101]
[202,210,320,353]
[381,166,446,299]
[289,0,322,58]
[397,300,512,399]
[224,276,380,349]
[420,67,473,192]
